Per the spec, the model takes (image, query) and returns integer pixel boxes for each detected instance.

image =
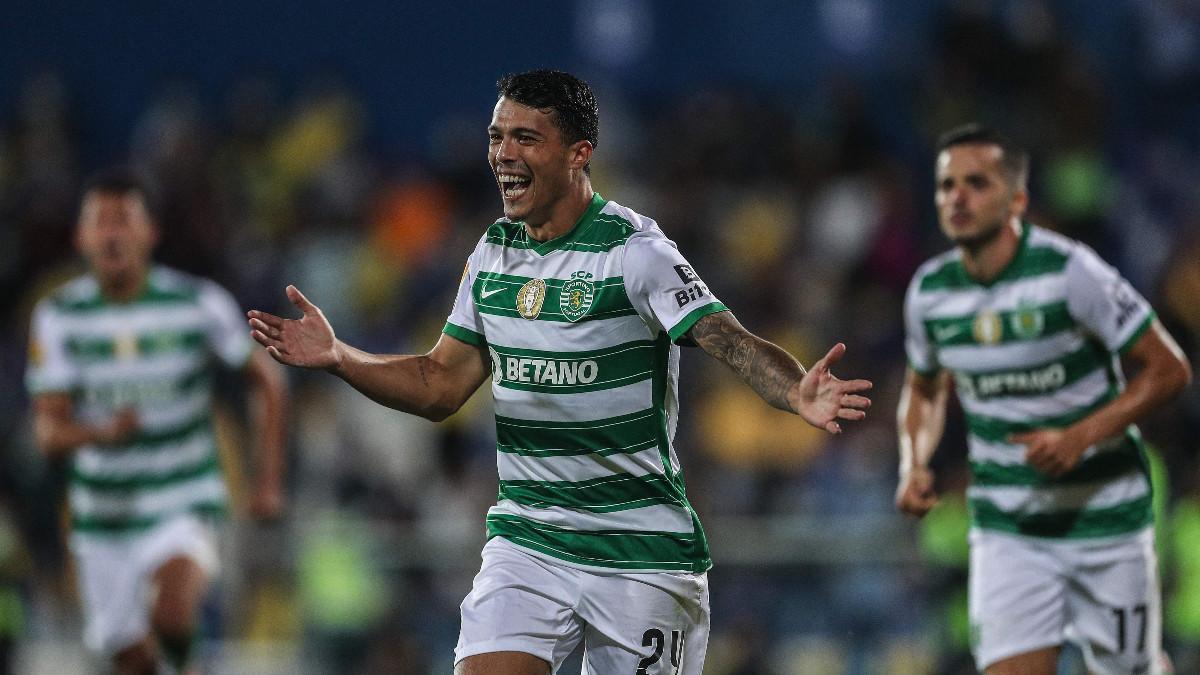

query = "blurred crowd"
[1,2,1199,674]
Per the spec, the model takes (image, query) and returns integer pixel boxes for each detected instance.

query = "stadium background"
[1,1,1198,673]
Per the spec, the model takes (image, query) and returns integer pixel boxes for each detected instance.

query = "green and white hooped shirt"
[904,222,1157,540]
[26,266,252,538]
[444,194,727,573]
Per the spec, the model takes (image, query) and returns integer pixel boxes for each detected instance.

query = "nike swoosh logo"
[481,287,505,299]
[933,325,962,342]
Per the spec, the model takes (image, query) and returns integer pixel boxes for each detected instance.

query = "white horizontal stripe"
[483,313,655,352]
[918,270,1068,317]
[53,305,208,338]
[70,473,226,519]
[938,330,1085,372]
[75,433,215,478]
[957,368,1113,421]
[489,499,695,535]
[493,378,653,423]
[497,445,665,483]
[479,243,627,281]
[968,433,1128,466]
[967,470,1149,512]
[76,353,208,387]
[78,388,212,434]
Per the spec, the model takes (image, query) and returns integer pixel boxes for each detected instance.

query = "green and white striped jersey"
[904,223,1156,540]
[444,193,727,573]
[26,266,253,538]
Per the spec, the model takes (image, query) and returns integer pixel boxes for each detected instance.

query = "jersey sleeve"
[1064,243,1155,355]
[903,274,940,376]
[442,235,486,347]
[199,280,254,368]
[25,300,81,395]
[622,234,728,344]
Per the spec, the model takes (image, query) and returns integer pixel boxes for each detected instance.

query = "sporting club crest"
[1009,299,1045,339]
[516,278,547,320]
[560,271,595,322]
[972,309,1003,345]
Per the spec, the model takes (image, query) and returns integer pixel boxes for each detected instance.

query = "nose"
[494,135,518,163]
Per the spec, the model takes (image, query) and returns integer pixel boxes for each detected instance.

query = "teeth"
[498,174,529,183]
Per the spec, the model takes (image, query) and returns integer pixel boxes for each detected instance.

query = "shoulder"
[41,274,101,313]
[483,218,524,248]
[1026,225,1114,281]
[148,266,241,310]
[909,248,961,295]
[606,200,674,253]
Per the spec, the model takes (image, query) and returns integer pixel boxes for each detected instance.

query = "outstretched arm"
[32,394,138,459]
[895,368,951,518]
[686,311,872,433]
[248,285,490,422]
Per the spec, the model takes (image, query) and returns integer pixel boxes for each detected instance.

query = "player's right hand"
[895,465,939,518]
[248,285,342,370]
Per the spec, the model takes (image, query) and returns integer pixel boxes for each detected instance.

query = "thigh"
[578,569,710,675]
[969,531,1067,672]
[455,538,584,671]
[1065,532,1163,675]
[71,537,149,655]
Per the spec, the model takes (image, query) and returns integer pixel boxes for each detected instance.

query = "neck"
[97,266,148,303]
[525,178,594,243]
[960,217,1022,283]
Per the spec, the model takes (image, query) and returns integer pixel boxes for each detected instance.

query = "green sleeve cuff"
[442,322,485,347]
[1118,312,1155,356]
[667,302,729,344]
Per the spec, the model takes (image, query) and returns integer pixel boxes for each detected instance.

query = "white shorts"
[969,527,1162,674]
[455,537,710,674]
[70,513,220,655]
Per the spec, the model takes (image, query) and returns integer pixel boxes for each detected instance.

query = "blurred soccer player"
[249,69,872,674]
[897,124,1192,675]
[26,168,288,674]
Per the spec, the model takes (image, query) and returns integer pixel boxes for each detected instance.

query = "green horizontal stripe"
[55,285,200,313]
[474,272,635,323]
[70,502,226,535]
[964,385,1116,443]
[498,473,683,513]
[970,494,1153,539]
[492,340,656,394]
[971,439,1144,487]
[668,302,729,343]
[495,408,659,456]
[956,339,1110,400]
[924,301,1074,348]
[66,329,207,362]
[71,456,221,492]
[482,195,633,255]
[442,322,484,346]
[486,513,709,572]
[121,414,212,449]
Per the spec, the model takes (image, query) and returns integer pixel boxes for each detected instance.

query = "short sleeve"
[442,235,486,347]
[1064,244,1155,355]
[622,234,728,344]
[199,280,254,368]
[903,275,940,376]
[25,300,81,395]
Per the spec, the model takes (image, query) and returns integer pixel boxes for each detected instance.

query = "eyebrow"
[488,125,544,137]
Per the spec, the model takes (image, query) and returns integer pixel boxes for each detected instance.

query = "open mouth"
[498,173,531,200]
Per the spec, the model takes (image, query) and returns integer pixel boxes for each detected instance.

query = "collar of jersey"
[518,192,608,256]
[960,220,1032,288]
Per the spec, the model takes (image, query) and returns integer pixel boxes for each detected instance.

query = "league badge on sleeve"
[560,271,596,322]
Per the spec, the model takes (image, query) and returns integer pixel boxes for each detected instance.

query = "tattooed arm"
[687,311,872,433]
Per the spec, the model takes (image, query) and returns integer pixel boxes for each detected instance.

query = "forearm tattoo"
[688,312,804,412]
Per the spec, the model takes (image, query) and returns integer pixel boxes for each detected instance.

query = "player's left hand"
[793,342,873,434]
[1010,428,1088,477]
[249,481,285,521]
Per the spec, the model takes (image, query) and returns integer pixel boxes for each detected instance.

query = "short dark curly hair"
[497,70,598,171]
[81,165,157,217]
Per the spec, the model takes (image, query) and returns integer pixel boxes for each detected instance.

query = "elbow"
[420,396,466,423]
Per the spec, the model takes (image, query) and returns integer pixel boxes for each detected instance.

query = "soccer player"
[896,124,1192,675]
[25,168,288,675]
[248,69,872,674]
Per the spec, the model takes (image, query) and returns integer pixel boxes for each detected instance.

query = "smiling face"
[75,190,157,288]
[488,96,590,233]
[935,143,1027,250]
